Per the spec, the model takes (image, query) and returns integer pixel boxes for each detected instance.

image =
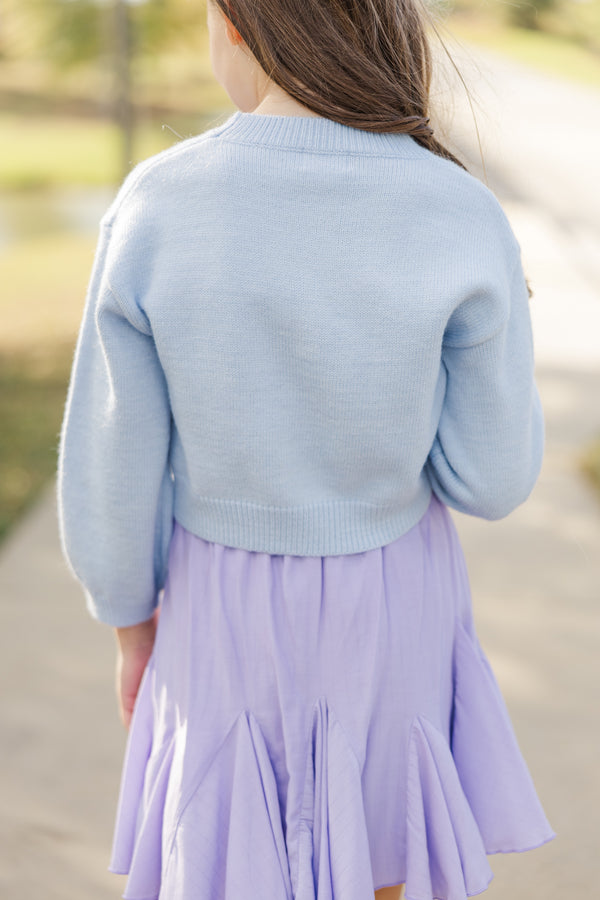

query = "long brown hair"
[211,0,534,297]
[212,0,466,168]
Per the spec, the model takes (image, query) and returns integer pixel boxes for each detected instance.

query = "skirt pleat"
[108,493,555,900]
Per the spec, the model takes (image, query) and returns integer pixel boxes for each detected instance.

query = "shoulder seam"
[442,253,522,351]
[106,281,153,336]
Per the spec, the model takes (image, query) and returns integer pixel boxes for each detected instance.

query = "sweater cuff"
[84,589,160,628]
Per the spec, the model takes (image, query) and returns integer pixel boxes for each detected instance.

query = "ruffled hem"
[108,618,555,900]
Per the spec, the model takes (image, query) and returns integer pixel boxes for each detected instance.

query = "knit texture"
[56,110,544,626]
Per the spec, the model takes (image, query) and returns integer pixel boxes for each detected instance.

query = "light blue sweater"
[56,110,544,627]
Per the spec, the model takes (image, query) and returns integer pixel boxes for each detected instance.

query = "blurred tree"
[113,0,134,180]
[508,0,559,30]
[1,0,208,179]
[38,0,104,67]
[2,0,206,67]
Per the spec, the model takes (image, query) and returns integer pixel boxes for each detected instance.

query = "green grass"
[0,113,190,189]
[0,231,96,543]
[0,231,97,343]
[0,345,74,544]
[581,440,600,497]
[444,12,600,88]
[0,105,236,189]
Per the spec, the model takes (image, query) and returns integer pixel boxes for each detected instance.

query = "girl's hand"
[114,606,160,730]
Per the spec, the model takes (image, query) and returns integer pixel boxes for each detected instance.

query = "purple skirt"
[108,493,555,900]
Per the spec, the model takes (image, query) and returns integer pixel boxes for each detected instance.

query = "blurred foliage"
[0,0,208,67]
[25,0,105,68]
[449,0,600,55]
[0,0,228,189]
[446,12,600,86]
[506,0,559,31]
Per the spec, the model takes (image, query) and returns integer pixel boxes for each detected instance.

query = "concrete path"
[2,45,599,899]
[433,40,600,897]
[0,480,129,899]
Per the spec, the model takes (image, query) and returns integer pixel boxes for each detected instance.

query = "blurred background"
[1,1,599,898]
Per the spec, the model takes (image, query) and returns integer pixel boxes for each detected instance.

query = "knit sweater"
[56,109,544,627]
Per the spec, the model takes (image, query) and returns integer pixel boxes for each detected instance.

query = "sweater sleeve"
[56,218,175,627]
[425,250,545,520]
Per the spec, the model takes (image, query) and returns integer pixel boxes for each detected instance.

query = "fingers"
[116,644,153,730]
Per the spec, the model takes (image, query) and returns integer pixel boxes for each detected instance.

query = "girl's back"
[59,110,542,605]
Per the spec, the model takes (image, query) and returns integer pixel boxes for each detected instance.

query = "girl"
[57,0,556,898]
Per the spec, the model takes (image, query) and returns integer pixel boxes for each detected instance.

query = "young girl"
[57,1,556,898]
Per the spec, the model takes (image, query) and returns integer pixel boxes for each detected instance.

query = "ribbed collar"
[217,109,424,157]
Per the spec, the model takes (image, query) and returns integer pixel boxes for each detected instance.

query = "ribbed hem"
[216,109,427,157]
[172,482,433,556]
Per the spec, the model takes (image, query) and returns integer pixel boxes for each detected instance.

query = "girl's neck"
[249,96,324,119]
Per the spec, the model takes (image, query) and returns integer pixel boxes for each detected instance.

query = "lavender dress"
[107,492,555,900]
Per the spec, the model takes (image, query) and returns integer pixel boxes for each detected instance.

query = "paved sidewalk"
[452,365,600,899]
[2,47,600,900]
[0,479,129,899]
[436,42,600,896]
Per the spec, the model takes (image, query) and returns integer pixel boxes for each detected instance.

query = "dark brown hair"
[212,0,466,167]
[211,0,534,296]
